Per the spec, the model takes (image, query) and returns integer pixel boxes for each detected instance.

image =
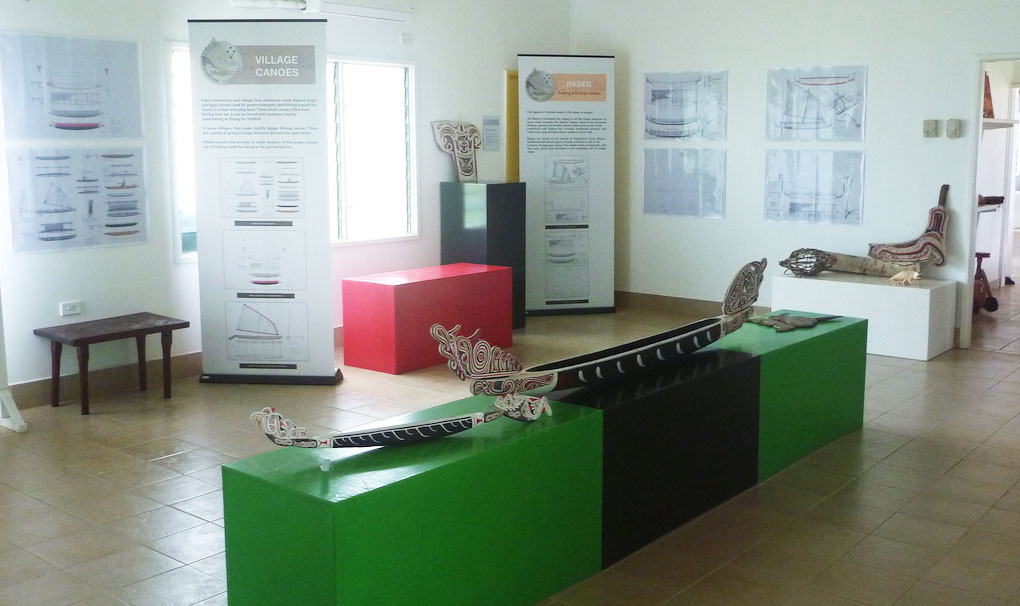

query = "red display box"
[342,263,513,374]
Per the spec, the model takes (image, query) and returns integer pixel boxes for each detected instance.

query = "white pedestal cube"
[771,274,956,360]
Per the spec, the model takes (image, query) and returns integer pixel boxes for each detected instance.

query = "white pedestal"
[771,274,956,360]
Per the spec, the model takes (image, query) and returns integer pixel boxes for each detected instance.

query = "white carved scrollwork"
[431,121,482,182]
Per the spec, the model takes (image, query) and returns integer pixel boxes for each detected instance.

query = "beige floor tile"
[24,527,136,569]
[170,491,223,522]
[95,462,181,489]
[844,534,942,578]
[103,506,205,543]
[973,507,1020,538]
[925,474,1011,507]
[0,569,100,606]
[950,528,1020,567]
[193,593,228,606]
[893,579,1010,605]
[117,566,225,606]
[673,564,792,605]
[554,569,676,606]
[0,507,93,548]
[995,487,1020,512]
[765,463,855,497]
[946,458,1020,487]
[872,513,968,551]
[753,517,866,563]
[186,466,224,487]
[781,585,875,606]
[610,538,718,592]
[131,475,218,506]
[152,448,234,475]
[146,523,224,564]
[899,492,991,526]
[857,461,943,492]
[190,552,226,582]
[728,540,832,592]
[830,479,920,511]
[118,437,198,462]
[0,548,58,588]
[66,545,181,589]
[806,558,916,605]
[57,491,164,525]
[924,553,1020,601]
[803,496,895,533]
[732,482,824,516]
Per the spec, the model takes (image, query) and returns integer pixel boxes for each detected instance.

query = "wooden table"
[33,312,190,415]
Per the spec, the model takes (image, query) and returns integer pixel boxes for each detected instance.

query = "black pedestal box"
[440,181,526,328]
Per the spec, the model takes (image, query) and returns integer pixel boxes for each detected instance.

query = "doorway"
[971,59,1020,351]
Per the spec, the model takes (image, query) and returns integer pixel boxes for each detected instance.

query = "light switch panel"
[923,119,938,137]
[947,119,962,138]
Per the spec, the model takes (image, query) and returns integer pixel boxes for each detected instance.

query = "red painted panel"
[342,263,512,374]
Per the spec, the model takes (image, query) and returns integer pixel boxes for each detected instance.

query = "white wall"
[0,0,571,385]
[570,0,1020,341]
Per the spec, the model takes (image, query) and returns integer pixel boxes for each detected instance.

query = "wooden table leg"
[76,344,90,415]
[136,335,147,392]
[161,330,173,399]
[49,341,62,407]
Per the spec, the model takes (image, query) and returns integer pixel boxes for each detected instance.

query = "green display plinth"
[710,312,867,481]
[222,396,602,606]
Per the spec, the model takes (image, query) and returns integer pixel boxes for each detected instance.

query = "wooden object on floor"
[33,312,190,415]
[974,251,999,313]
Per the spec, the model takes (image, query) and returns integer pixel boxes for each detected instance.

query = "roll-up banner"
[518,54,615,313]
[189,19,340,385]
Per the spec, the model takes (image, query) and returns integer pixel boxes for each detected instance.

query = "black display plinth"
[440,182,526,328]
[553,348,761,568]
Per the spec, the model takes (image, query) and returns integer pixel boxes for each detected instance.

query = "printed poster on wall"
[519,54,614,312]
[6,147,147,252]
[189,19,340,384]
[0,33,143,139]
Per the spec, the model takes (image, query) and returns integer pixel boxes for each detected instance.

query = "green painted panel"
[223,395,602,606]
[333,412,602,606]
[223,467,336,605]
[712,313,867,481]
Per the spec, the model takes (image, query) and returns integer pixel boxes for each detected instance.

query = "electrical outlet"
[59,300,82,316]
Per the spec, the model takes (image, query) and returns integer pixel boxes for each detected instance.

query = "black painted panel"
[554,348,760,567]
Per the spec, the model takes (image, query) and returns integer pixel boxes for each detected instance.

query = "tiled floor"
[0,284,1018,604]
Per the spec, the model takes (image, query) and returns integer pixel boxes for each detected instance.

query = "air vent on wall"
[226,0,416,22]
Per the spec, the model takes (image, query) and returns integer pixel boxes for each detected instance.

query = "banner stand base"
[200,368,343,386]
[527,306,616,317]
[0,389,27,433]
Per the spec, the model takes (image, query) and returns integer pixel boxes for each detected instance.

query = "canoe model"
[253,258,765,452]
[432,258,767,397]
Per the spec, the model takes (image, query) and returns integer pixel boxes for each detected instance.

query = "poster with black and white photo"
[519,54,614,312]
[189,19,339,384]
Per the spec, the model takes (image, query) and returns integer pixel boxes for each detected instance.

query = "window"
[327,59,416,242]
[167,46,416,258]
[168,43,197,259]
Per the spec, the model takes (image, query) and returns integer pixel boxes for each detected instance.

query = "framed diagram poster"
[189,19,340,385]
[766,65,867,141]
[764,149,864,224]
[519,54,615,312]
